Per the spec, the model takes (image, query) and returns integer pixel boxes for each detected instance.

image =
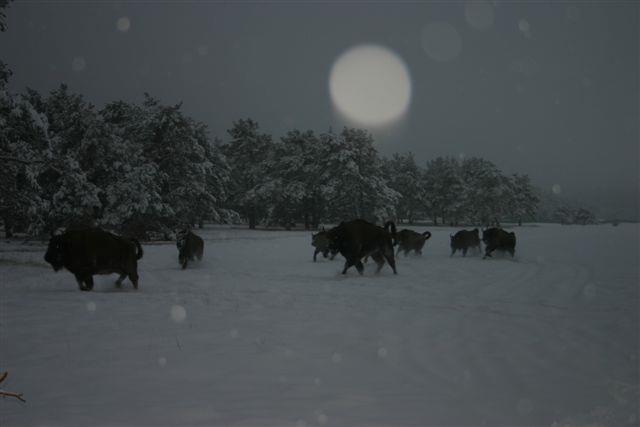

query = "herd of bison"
[43,219,516,291]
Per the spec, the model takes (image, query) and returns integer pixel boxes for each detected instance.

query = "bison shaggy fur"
[44,228,143,291]
[177,230,204,269]
[450,228,481,257]
[311,229,338,262]
[395,229,432,256]
[325,219,397,275]
[482,227,516,258]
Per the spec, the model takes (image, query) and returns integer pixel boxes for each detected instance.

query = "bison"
[177,229,204,269]
[44,228,143,291]
[482,227,516,258]
[311,228,338,262]
[324,219,397,275]
[395,229,432,256]
[450,228,481,257]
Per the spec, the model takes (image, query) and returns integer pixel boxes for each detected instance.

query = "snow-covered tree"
[0,71,50,237]
[422,156,462,225]
[458,157,504,225]
[317,128,399,223]
[383,152,425,224]
[220,119,274,229]
[508,173,539,225]
[0,0,11,32]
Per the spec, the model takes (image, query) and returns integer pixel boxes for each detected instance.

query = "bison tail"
[132,238,144,260]
[422,231,432,239]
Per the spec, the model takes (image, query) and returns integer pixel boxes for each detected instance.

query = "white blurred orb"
[329,44,412,126]
[317,413,328,425]
[158,357,167,367]
[465,1,494,30]
[230,329,239,338]
[196,45,209,56]
[552,184,562,194]
[86,301,96,312]
[377,347,388,358]
[331,352,342,363]
[116,16,130,33]
[170,305,187,323]
[518,19,532,38]
[72,57,86,72]
[421,22,462,62]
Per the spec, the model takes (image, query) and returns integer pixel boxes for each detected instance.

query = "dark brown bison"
[177,230,204,269]
[395,229,432,256]
[44,228,143,291]
[482,227,516,258]
[450,228,481,257]
[324,219,397,275]
[311,228,338,262]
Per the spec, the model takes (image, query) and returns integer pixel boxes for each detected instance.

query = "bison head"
[44,234,65,271]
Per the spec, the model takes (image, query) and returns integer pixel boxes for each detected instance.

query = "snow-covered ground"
[1,224,638,427]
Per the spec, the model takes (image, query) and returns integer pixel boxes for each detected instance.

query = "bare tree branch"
[0,371,26,403]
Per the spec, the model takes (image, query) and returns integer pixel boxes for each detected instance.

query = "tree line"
[0,74,540,238]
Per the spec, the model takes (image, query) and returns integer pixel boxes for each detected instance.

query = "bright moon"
[329,45,411,126]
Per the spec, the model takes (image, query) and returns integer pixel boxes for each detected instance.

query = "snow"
[1,224,638,426]
[420,22,462,63]
[71,57,86,72]
[116,17,131,33]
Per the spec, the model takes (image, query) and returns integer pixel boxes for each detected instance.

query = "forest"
[1,71,543,238]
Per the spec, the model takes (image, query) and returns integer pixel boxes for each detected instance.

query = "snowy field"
[1,223,638,427]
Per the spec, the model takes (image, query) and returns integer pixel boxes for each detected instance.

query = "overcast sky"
[1,1,638,219]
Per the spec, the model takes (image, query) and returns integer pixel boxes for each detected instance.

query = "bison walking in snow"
[394,229,432,256]
[450,228,481,257]
[311,228,338,262]
[44,228,143,291]
[324,219,397,275]
[482,227,516,259]
[177,229,204,269]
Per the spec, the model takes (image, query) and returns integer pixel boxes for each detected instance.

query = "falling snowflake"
[170,305,187,323]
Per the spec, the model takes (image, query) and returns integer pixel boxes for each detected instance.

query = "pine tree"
[221,119,274,229]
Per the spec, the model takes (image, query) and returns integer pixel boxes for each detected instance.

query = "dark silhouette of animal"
[395,229,432,256]
[311,228,338,262]
[44,228,143,291]
[482,228,516,258]
[177,230,204,269]
[450,228,481,257]
[324,219,397,275]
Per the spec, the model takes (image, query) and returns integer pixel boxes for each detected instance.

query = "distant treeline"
[0,68,545,238]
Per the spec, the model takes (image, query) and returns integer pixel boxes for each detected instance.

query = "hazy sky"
[1,1,638,218]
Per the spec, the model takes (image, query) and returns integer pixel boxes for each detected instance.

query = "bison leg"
[383,251,397,274]
[450,248,456,257]
[74,274,93,291]
[509,249,515,258]
[313,248,320,262]
[129,271,139,289]
[462,247,468,257]
[371,252,385,273]
[182,259,188,270]
[483,245,495,259]
[396,246,402,256]
[329,251,337,261]
[342,258,364,275]
[74,274,86,291]
[115,274,127,287]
